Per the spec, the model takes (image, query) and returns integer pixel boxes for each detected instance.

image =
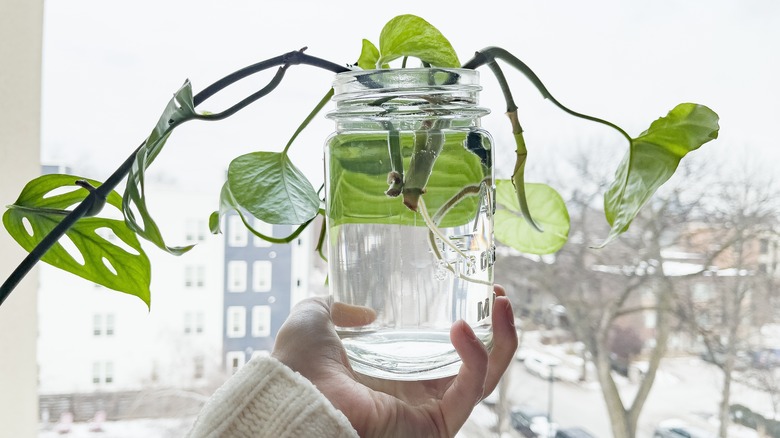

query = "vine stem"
[0,49,351,307]
[462,46,633,145]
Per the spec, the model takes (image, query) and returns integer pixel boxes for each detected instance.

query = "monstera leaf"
[3,174,152,307]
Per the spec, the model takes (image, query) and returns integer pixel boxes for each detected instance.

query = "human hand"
[272,285,518,438]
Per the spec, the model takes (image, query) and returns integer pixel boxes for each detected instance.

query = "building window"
[93,314,102,336]
[226,306,246,338]
[760,238,770,254]
[184,312,192,334]
[194,356,205,379]
[105,314,115,336]
[93,313,114,336]
[252,306,272,337]
[227,261,248,292]
[185,265,206,288]
[105,362,114,384]
[195,312,204,334]
[92,362,114,385]
[92,362,101,384]
[186,219,207,242]
[226,351,245,375]
[228,215,248,247]
[186,311,205,335]
[252,261,273,292]
[253,219,273,248]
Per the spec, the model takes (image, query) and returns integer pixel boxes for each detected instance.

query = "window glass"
[252,261,272,292]
[252,306,271,337]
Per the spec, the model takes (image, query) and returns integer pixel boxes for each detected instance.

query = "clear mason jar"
[324,68,495,380]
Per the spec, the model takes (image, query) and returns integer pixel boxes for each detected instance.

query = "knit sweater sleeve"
[187,356,358,438]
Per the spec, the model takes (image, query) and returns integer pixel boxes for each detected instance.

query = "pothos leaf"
[377,15,460,68]
[123,80,199,255]
[357,39,381,70]
[600,103,719,246]
[227,151,320,225]
[494,180,570,255]
[2,174,152,307]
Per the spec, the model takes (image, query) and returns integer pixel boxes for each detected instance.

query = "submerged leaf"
[601,103,719,246]
[377,15,460,68]
[3,174,152,307]
[495,180,570,255]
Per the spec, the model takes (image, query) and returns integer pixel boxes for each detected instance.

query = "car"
[555,427,598,438]
[510,405,557,438]
[653,420,716,438]
[524,352,562,380]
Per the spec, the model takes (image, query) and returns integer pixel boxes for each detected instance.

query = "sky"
[40,0,780,201]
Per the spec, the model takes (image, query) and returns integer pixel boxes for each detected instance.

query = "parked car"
[653,420,715,438]
[510,405,557,438]
[524,352,562,380]
[555,427,597,438]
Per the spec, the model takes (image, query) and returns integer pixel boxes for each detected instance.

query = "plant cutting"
[0,15,719,379]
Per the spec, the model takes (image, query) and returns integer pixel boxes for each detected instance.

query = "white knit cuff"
[188,356,358,438]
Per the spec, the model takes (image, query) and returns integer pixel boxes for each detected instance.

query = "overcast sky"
[40,0,779,197]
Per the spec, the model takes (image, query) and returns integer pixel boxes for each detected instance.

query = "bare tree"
[496,151,716,438]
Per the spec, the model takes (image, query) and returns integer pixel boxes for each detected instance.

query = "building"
[37,180,225,419]
[221,211,313,374]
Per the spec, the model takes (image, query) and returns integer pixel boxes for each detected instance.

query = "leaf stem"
[462,47,632,145]
[1,50,351,306]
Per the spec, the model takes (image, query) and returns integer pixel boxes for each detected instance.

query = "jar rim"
[332,67,481,99]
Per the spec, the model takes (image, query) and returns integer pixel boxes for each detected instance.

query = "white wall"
[0,0,43,434]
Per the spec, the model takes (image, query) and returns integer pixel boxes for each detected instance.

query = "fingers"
[332,302,378,327]
[272,297,347,375]
[484,285,518,396]
[439,320,489,434]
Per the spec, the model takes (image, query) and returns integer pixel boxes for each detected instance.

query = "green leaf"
[3,174,152,307]
[227,152,319,225]
[123,80,199,255]
[495,180,570,255]
[357,39,381,70]
[601,103,719,246]
[377,15,460,68]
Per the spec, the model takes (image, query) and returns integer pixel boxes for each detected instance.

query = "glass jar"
[324,68,495,380]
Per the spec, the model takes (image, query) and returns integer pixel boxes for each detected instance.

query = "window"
[186,219,207,242]
[185,265,206,288]
[195,312,204,334]
[92,362,114,385]
[184,312,192,334]
[93,314,102,336]
[194,356,204,379]
[184,312,204,335]
[226,306,246,338]
[105,314,114,336]
[93,313,114,336]
[253,219,273,248]
[252,306,272,337]
[252,261,272,292]
[105,362,114,384]
[228,215,247,247]
[227,261,247,292]
[92,362,101,384]
[226,351,245,375]
[760,238,770,254]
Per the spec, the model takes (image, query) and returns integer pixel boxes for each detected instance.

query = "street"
[460,353,767,437]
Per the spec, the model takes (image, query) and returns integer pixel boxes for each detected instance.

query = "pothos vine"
[0,14,719,308]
